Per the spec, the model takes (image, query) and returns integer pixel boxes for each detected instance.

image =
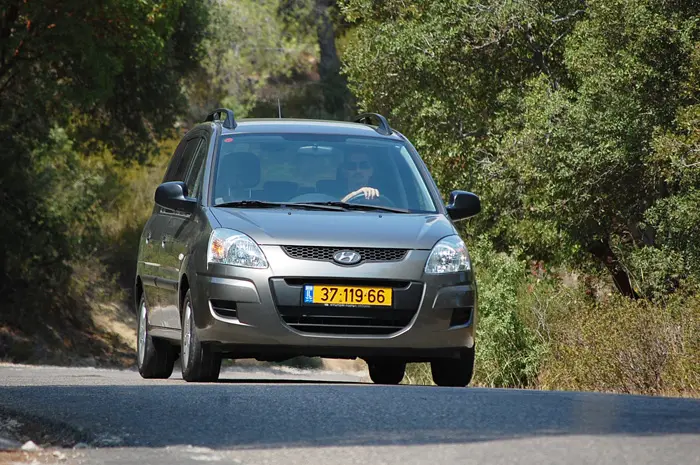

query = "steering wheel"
[345,191,398,208]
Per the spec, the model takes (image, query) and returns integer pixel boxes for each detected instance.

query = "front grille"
[282,245,407,263]
[277,306,416,335]
[210,299,238,319]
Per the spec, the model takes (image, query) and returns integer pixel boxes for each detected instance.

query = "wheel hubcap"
[138,301,147,367]
[183,302,192,369]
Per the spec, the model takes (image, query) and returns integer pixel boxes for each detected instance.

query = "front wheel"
[367,360,406,385]
[180,290,221,382]
[137,293,176,379]
[430,347,475,387]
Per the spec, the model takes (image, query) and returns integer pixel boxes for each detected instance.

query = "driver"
[340,150,380,202]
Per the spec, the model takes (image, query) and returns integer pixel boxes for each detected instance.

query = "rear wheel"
[181,290,221,382]
[137,293,176,379]
[430,347,475,387]
[367,360,406,385]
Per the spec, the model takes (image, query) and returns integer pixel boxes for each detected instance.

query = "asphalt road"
[0,363,699,465]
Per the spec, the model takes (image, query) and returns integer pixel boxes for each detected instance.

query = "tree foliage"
[278,0,355,117]
[184,0,316,121]
[0,0,207,323]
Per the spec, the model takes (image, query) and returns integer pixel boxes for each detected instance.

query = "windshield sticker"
[224,137,234,143]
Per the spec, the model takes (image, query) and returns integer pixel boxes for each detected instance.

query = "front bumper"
[191,246,476,360]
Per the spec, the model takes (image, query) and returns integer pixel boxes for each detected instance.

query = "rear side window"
[166,138,202,183]
[162,138,188,183]
[185,138,209,199]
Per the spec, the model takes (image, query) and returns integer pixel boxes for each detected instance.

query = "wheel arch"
[179,273,190,317]
[134,276,144,312]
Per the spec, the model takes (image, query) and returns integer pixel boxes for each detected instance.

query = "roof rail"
[354,113,392,136]
[205,108,237,129]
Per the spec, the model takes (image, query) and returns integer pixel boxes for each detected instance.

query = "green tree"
[185,0,315,121]
[279,0,354,118]
[0,0,208,325]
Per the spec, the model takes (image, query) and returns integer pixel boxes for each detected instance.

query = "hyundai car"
[135,109,480,386]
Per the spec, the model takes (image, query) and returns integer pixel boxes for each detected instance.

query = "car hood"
[210,208,456,250]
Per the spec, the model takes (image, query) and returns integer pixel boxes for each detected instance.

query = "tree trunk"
[588,240,639,299]
[315,0,349,117]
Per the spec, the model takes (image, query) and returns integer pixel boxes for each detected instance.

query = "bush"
[402,240,547,388]
[470,241,546,388]
[400,243,699,397]
[539,289,700,396]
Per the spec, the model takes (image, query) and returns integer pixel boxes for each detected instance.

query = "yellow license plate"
[303,285,392,306]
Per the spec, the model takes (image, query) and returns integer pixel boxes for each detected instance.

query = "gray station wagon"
[135,109,481,386]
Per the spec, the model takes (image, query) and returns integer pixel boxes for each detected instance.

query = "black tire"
[181,289,221,382]
[367,360,406,385]
[137,293,176,379]
[430,347,475,387]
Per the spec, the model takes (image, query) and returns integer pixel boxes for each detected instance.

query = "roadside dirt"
[0,299,137,369]
[0,451,64,464]
[0,408,90,449]
[0,406,90,465]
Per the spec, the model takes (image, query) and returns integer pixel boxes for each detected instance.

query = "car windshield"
[211,133,437,213]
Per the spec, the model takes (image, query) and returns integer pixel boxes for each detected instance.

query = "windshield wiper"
[298,201,410,214]
[213,200,345,211]
[282,202,346,211]
[214,200,286,209]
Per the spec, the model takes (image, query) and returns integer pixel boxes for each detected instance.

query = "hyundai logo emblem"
[333,250,361,265]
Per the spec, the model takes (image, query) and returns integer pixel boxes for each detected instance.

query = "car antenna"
[277,98,282,118]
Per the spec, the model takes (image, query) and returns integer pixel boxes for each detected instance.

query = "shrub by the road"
[405,249,699,396]
[540,290,700,396]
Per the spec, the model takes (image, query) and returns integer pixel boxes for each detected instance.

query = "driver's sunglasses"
[343,161,371,171]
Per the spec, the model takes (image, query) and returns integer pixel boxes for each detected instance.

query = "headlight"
[424,235,470,274]
[207,228,268,269]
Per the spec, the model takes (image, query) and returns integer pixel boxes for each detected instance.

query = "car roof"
[207,118,406,141]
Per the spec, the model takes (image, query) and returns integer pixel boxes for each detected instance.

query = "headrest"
[260,181,299,201]
[217,151,260,189]
[263,181,298,190]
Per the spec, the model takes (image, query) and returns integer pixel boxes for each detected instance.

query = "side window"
[165,137,201,183]
[395,146,430,210]
[162,138,188,183]
[186,137,209,199]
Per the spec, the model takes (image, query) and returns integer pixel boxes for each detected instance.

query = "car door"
[157,131,208,329]
[138,207,164,314]
[139,138,189,326]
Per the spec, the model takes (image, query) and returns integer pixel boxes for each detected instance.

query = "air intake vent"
[449,307,473,327]
[210,299,238,319]
[282,246,407,263]
[277,306,416,336]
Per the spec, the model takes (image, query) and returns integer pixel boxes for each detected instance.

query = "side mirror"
[155,181,197,214]
[446,190,480,221]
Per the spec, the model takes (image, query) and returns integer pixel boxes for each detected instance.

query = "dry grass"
[538,292,700,397]
[402,363,434,385]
